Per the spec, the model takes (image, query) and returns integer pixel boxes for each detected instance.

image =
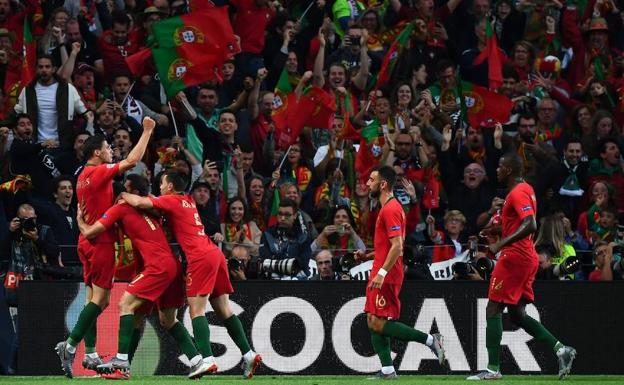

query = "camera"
[261,258,300,276]
[552,256,581,277]
[475,257,497,275]
[19,217,37,232]
[338,252,357,272]
[228,258,242,271]
[452,261,475,278]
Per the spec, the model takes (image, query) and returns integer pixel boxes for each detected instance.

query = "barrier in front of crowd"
[17,280,623,376]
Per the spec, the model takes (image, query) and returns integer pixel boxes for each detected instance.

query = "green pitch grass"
[1,376,622,385]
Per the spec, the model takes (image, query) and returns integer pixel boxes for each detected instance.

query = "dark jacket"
[260,224,312,277]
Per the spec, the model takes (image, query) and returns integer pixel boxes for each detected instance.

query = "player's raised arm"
[119,117,155,173]
[76,205,106,240]
[120,192,154,209]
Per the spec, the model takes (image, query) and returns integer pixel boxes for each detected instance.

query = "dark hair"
[113,73,132,83]
[37,54,55,66]
[535,244,555,259]
[436,59,456,75]
[218,109,236,120]
[517,112,537,124]
[126,174,150,196]
[198,83,218,93]
[564,137,582,151]
[53,175,74,191]
[226,196,251,223]
[599,205,618,218]
[82,134,107,160]
[113,127,131,138]
[502,64,519,81]
[113,181,125,198]
[163,170,189,192]
[376,165,397,190]
[111,10,131,27]
[14,113,32,128]
[279,198,297,212]
[331,205,355,226]
[598,137,619,155]
[501,152,523,176]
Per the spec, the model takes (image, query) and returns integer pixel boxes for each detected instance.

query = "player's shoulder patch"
[106,164,115,169]
[521,205,532,212]
[390,225,401,231]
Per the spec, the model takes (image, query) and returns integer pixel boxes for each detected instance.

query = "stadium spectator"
[588,241,617,281]
[33,175,80,269]
[311,205,365,257]
[426,210,467,263]
[220,197,262,258]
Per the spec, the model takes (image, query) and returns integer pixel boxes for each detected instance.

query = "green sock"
[169,322,201,360]
[223,315,251,354]
[128,328,142,363]
[486,314,503,372]
[117,315,135,355]
[68,302,102,347]
[381,321,428,344]
[191,316,213,357]
[370,332,393,367]
[84,321,97,354]
[517,315,560,352]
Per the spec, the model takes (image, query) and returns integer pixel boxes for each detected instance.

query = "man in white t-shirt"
[15,55,92,151]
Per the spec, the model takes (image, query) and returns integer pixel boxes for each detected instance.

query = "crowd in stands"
[1,0,624,286]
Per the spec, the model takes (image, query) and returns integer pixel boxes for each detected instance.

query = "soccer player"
[356,166,445,379]
[75,179,213,379]
[121,170,262,378]
[467,154,576,380]
[55,117,154,378]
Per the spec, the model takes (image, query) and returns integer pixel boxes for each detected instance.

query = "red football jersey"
[149,194,220,262]
[371,198,405,285]
[99,203,174,265]
[501,182,538,261]
[77,163,120,243]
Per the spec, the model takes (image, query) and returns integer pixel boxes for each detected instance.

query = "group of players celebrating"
[53,116,576,380]
[54,117,260,380]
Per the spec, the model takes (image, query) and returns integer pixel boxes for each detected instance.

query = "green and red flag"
[125,48,153,77]
[472,20,503,91]
[272,67,296,135]
[461,82,513,128]
[337,112,360,140]
[151,7,240,97]
[152,7,239,59]
[268,188,281,227]
[152,48,221,98]
[290,86,336,130]
[276,86,336,149]
[374,22,414,90]
[354,119,383,182]
[21,17,36,88]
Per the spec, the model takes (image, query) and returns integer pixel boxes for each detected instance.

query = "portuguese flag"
[374,22,413,90]
[275,85,336,149]
[151,7,240,97]
[461,82,513,128]
[21,18,36,88]
[152,7,239,58]
[472,20,503,91]
[354,119,383,182]
[272,68,295,135]
[125,48,153,77]
[152,48,221,98]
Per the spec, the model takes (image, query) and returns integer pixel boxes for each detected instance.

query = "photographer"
[228,245,260,281]
[311,205,365,257]
[310,250,345,281]
[259,198,312,280]
[1,204,61,304]
[535,244,581,281]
